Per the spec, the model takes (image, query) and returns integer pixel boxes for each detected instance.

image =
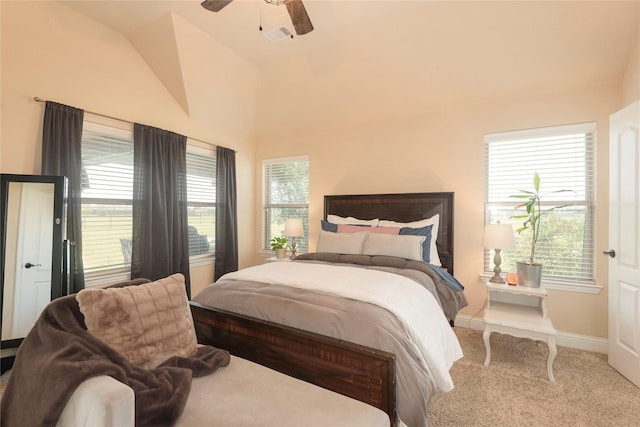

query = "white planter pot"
[275,248,286,259]
[516,262,542,288]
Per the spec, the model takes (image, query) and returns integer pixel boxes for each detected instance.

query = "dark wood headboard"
[324,192,454,274]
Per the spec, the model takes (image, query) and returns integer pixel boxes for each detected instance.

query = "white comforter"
[220,261,462,392]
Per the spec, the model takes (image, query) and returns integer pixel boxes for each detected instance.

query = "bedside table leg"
[547,337,557,382]
[483,328,491,366]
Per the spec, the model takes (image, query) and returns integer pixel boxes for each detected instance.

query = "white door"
[12,182,55,338]
[608,101,640,388]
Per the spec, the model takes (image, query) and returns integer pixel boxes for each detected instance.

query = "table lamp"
[284,218,304,259]
[482,221,516,283]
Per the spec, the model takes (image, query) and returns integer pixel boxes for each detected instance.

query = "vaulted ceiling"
[63,1,640,134]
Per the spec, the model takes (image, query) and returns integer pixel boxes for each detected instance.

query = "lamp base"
[489,248,505,283]
[289,238,297,260]
[489,274,506,284]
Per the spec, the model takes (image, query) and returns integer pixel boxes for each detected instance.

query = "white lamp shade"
[284,218,304,237]
[482,223,516,249]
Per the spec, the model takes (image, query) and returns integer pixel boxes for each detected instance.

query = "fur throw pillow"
[77,273,198,369]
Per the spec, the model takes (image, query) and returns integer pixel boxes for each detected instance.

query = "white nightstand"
[482,280,558,382]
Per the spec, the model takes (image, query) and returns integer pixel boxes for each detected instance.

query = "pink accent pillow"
[337,224,400,234]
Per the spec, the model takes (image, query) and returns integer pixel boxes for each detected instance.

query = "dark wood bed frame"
[190,192,455,426]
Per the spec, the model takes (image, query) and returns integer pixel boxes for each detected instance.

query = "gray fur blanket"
[0,292,230,427]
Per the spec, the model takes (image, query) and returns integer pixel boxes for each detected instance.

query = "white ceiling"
[62,1,640,133]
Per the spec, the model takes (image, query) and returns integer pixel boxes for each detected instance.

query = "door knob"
[24,262,42,269]
[602,249,616,258]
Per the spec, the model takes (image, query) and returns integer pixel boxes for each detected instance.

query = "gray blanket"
[192,255,468,427]
[294,253,468,323]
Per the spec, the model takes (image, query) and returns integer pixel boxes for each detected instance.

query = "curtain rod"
[33,97,236,152]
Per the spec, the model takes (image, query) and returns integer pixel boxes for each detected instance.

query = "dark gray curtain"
[214,146,238,281]
[41,101,85,293]
[132,124,191,297]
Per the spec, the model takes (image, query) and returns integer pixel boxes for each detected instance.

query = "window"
[185,146,216,258]
[81,121,134,276]
[484,122,596,288]
[80,118,216,284]
[263,156,309,253]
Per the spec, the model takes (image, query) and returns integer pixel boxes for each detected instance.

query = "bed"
[191,192,468,427]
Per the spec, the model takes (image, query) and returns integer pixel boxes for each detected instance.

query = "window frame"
[483,122,601,294]
[80,117,135,286]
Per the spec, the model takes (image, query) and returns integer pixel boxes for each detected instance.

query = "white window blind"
[186,145,216,256]
[263,156,309,252]
[484,122,596,285]
[81,121,134,274]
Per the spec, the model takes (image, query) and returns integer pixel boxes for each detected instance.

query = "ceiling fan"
[201,0,314,36]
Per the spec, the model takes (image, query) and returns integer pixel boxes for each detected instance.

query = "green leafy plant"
[510,171,573,265]
[270,236,289,250]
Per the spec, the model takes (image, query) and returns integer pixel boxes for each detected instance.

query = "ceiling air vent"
[262,25,293,43]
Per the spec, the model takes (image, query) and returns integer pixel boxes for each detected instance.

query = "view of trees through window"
[486,206,590,280]
[263,157,309,253]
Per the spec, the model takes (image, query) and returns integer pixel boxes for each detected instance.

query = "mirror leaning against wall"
[1,174,69,353]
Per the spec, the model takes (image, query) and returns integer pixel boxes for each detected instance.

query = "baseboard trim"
[554,330,608,353]
[454,314,608,354]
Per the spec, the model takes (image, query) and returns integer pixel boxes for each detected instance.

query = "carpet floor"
[428,327,640,426]
[2,328,638,426]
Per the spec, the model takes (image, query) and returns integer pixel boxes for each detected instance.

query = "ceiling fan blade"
[201,0,233,13]
[285,0,314,35]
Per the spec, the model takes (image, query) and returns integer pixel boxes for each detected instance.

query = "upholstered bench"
[58,355,390,427]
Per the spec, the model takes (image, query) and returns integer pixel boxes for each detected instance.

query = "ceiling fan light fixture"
[202,0,313,36]
[264,0,293,5]
[262,25,294,42]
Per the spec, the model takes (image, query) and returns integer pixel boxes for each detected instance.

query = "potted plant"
[510,171,573,287]
[270,236,289,260]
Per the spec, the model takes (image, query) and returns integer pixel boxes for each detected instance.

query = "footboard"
[189,302,397,425]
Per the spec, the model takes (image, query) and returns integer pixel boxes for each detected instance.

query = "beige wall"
[623,20,640,107]
[0,1,258,294]
[255,84,624,339]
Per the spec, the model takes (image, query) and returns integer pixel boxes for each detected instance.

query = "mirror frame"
[1,173,68,348]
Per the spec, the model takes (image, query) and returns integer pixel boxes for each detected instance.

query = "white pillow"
[326,214,379,227]
[316,230,367,254]
[363,233,426,262]
[377,214,441,266]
